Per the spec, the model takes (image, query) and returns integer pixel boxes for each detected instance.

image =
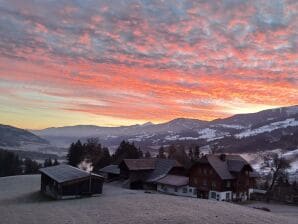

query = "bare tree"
[261,152,291,198]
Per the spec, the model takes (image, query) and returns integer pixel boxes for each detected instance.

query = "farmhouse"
[39,164,104,199]
[119,158,185,189]
[189,154,257,201]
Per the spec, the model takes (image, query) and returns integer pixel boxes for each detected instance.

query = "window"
[211,181,216,188]
[189,188,192,193]
[203,179,207,186]
[226,181,231,188]
[193,189,197,195]
[209,169,213,175]
[203,169,207,175]
[211,191,216,199]
[183,188,187,193]
[226,192,230,200]
[174,187,178,192]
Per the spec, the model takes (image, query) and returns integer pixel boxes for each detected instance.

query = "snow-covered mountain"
[31,105,298,154]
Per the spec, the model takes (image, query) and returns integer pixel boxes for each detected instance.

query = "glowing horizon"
[0,0,297,130]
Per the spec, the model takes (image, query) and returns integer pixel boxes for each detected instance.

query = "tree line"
[0,148,59,177]
[66,138,205,171]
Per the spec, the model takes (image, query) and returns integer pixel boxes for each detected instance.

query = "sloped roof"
[227,159,248,172]
[39,164,103,183]
[146,159,181,182]
[207,155,235,180]
[99,165,120,175]
[122,159,156,170]
[156,175,189,187]
[203,154,253,180]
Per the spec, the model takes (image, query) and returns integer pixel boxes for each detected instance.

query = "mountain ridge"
[29,105,298,153]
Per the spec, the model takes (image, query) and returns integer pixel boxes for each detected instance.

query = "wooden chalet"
[119,158,185,189]
[189,154,257,201]
[39,164,104,199]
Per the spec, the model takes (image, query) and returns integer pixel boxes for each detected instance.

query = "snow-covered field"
[0,175,297,224]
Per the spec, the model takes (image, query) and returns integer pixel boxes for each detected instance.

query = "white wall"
[209,190,232,201]
[157,184,197,198]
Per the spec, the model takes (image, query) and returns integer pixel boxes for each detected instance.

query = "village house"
[118,158,186,189]
[189,154,257,201]
[156,174,197,197]
[39,164,104,199]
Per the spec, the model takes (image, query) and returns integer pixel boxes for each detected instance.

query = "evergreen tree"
[67,140,84,166]
[112,140,142,163]
[0,149,22,177]
[24,158,39,174]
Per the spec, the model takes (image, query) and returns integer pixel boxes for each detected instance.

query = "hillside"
[0,124,49,147]
[0,175,297,224]
[0,124,60,155]
[32,105,298,153]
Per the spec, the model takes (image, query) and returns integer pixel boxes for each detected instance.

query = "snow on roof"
[156,175,189,187]
[39,164,103,183]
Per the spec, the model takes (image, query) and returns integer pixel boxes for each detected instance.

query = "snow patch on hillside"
[197,128,217,139]
[216,124,246,129]
[235,118,298,139]
[164,135,180,141]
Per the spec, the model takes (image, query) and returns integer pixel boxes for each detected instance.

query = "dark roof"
[146,159,181,182]
[99,165,120,175]
[195,154,254,180]
[227,159,248,172]
[207,155,235,180]
[39,164,103,184]
[156,175,189,187]
[122,159,156,171]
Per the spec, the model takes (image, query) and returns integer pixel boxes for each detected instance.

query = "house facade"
[189,154,256,201]
[156,174,197,197]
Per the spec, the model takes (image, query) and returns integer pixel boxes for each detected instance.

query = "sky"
[0,0,297,129]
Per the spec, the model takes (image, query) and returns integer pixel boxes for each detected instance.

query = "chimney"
[219,154,226,161]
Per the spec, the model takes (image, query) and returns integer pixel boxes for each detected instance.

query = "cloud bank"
[0,0,297,128]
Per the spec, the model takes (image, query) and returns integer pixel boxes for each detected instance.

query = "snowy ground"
[243,201,298,218]
[0,175,297,224]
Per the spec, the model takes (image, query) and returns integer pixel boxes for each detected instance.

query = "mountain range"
[28,105,298,154]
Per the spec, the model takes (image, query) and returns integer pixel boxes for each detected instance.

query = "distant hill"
[0,124,49,147]
[0,124,61,156]
[32,105,298,153]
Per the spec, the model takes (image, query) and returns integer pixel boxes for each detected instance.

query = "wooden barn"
[39,164,104,199]
[99,164,120,182]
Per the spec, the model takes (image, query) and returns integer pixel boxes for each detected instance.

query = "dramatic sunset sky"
[0,0,297,129]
